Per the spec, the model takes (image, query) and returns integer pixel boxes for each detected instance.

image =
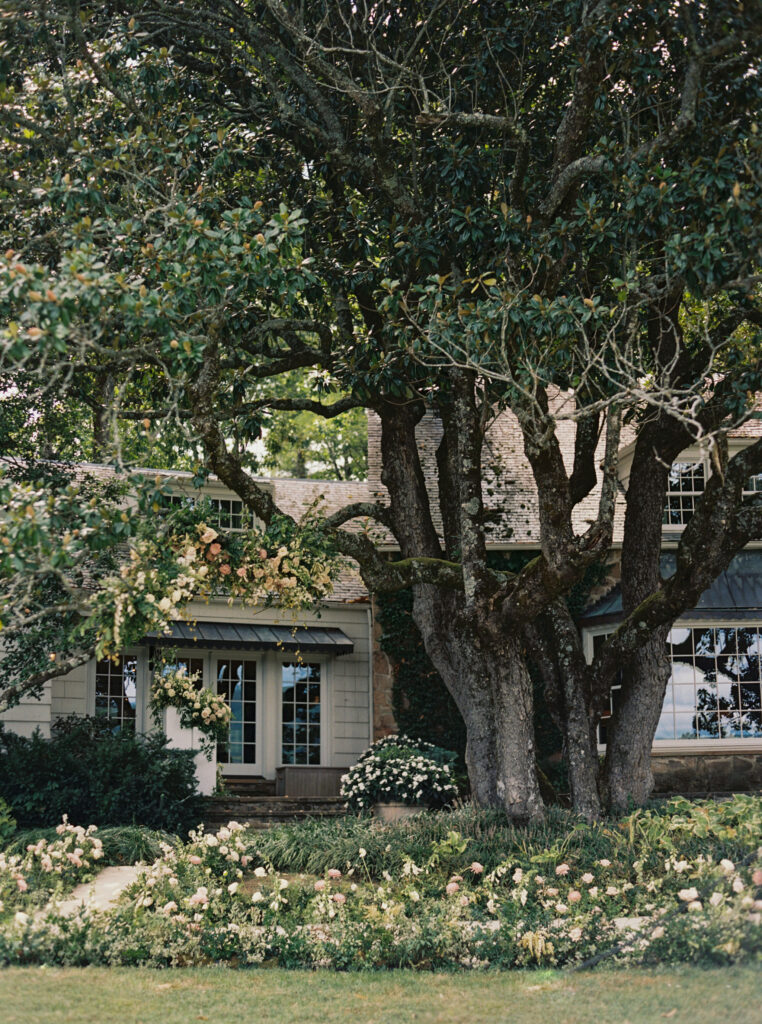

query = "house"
[3,403,762,797]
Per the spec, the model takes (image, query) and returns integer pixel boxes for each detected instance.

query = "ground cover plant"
[0,796,760,971]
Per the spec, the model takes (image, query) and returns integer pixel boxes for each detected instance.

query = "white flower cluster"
[149,664,231,755]
[340,751,458,812]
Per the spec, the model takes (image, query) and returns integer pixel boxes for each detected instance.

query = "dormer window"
[663,461,705,526]
[663,459,762,528]
[164,494,259,531]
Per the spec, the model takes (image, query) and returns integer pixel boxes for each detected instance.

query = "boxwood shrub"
[0,716,201,835]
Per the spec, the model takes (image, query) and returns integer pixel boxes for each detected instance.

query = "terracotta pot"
[372,802,424,823]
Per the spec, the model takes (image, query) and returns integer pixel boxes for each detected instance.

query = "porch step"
[221,776,276,797]
[202,794,347,831]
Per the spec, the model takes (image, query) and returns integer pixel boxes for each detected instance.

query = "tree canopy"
[1,1,762,820]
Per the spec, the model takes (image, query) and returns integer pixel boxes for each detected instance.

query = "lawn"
[2,965,761,1024]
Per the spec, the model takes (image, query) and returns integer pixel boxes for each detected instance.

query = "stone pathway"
[55,865,144,915]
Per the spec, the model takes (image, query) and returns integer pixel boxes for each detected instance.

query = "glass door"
[216,657,260,774]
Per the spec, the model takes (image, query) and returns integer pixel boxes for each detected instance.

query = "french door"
[215,656,261,775]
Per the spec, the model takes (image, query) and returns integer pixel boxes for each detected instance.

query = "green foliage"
[0,718,201,834]
[376,589,467,758]
[0,799,16,849]
[2,797,762,969]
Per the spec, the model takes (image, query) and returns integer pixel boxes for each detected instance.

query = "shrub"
[340,735,459,813]
[4,824,178,866]
[0,798,16,849]
[3,796,761,970]
[0,718,202,834]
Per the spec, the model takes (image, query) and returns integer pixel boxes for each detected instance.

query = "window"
[216,658,257,765]
[658,627,762,740]
[281,662,321,765]
[744,473,762,497]
[163,494,258,531]
[663,462,705,526]
[663,460,761,527]
[94,656,137,733]
[593,624,762,744]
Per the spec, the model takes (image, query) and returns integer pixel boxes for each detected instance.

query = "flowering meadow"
[0,796,760,970]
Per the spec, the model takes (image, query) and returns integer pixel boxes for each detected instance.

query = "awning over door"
[144,621,354,655]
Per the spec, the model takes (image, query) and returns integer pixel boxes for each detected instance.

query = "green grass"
[2,966,760,1024]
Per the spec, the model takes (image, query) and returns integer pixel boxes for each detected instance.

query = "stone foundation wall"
[651,752,762,794]
[372,597,397,739]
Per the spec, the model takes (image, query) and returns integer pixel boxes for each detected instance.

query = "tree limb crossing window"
[596,626,762,743]
[164,494,258,531]
[663,461,762,527]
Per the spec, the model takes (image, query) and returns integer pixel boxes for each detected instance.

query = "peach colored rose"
[327,869,342,879]
[568,890,581,903]
[219,563,231,575]
[445,882,459,895]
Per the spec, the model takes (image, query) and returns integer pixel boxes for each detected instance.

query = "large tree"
[2,1,762,820]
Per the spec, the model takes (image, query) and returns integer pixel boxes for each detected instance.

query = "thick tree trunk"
[599,409,679,811]
[490,633,545,821]
[524,608,602,822]
[413,585,543,820]
[600,625,670,810]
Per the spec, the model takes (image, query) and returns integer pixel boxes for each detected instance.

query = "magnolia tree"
[1,2,762,821]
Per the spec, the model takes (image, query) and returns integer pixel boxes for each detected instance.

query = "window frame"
[277,658,331,768]
[584,623,762,753]
[88,649,147,734]
[162,492,261,532]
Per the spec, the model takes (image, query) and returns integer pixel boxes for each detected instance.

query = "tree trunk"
[524,607,602,822]
[598,411,679,811]
[600,624,670,811]
[560,665,602,821]
[490,633,545,821]
[412,585,543,820]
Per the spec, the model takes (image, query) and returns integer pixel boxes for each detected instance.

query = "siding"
[45,596,373,772]
[0,681,52,738]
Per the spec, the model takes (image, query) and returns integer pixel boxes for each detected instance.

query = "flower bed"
[1,796,761,969]
[0,817,104,922]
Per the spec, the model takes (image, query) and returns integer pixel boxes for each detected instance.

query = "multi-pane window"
[216,659,257,765]
[281,662,321,765]
[743,473,762,496]
[595,625,762,744]
[658,627,762,740]
[662,462,706,526]
[94,656,137,733]
[163,494,257,531]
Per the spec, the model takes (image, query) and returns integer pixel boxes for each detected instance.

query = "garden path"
[55,865,143,915]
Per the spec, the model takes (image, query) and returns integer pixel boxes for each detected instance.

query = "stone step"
[202,794,347,830]
[222,776,276,796]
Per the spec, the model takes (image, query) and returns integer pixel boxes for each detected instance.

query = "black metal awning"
[581,550,762,624]
[143,621,354,655]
